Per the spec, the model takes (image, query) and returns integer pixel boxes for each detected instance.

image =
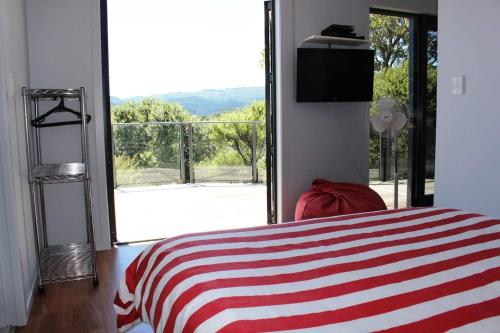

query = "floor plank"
[17,245,152,333]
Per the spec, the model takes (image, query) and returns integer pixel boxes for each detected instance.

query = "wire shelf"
[40,243,94,284]
[32,163,85,184]
[22,87,98,291]
[24,88,83,98]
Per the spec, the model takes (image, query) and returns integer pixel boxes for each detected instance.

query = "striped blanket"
[114,207,500,332]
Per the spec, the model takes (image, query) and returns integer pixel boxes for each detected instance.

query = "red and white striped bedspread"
[114,207,500,333]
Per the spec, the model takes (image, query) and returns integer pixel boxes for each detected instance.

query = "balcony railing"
[112,121,265,187]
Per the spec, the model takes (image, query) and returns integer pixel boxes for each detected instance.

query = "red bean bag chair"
[295,179,387,221]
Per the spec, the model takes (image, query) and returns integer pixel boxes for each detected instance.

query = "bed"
[114,207,500,333]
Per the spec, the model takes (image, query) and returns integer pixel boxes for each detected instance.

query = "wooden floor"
[17,245,152,333]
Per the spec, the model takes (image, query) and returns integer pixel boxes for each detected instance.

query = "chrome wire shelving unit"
[22,87,98,292]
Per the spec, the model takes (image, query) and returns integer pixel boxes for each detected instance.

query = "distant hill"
[111,87,265,116]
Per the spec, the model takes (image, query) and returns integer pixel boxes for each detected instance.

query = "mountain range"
[111,87,265,116]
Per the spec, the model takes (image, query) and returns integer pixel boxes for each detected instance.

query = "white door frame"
[0,0,32,326]
[0,1,16,324]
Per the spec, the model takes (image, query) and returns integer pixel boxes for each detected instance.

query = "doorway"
[101,0,276,244]
[369,10,438,209]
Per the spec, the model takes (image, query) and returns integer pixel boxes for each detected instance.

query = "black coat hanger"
[31,97,91,128]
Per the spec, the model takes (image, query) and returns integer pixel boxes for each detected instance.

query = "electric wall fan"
[370,97,408,209]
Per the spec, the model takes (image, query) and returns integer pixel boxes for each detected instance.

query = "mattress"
[114,207,500,332]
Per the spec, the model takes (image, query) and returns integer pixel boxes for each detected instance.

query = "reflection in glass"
[368,13,410,209]
[424,30,438,195]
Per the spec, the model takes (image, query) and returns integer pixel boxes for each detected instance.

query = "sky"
[108,0,265,98]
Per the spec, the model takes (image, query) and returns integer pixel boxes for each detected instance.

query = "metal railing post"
[252,122,257,183]
[112,125,118,189]
[188,122,194,183]
[179,123,185,182]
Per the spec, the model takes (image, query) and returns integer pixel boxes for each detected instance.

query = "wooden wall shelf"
[302,35,369,47]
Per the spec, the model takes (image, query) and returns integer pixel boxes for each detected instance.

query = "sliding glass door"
[370,9,437,209]
[408,15,438,207]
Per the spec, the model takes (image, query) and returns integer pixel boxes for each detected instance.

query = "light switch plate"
[452,75,465,95]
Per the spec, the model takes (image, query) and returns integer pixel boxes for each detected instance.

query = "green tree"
[370,62,411,171]
[370,14,409,71]
[112,101,151,164]
[112,97,189,123]
[427,31,438,67]
[112,98,189,168]
[369,14,411,178]
[209,101,266,168]
[372,60,410,114]
[427,65,438,115]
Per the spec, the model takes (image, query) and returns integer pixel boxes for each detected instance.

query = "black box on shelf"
[321,24,355,37]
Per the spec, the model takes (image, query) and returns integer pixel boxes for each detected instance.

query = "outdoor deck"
[114,182,412,243]
[114,183,267,243]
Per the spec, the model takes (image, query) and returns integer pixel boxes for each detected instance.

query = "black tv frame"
[296,48,375,103]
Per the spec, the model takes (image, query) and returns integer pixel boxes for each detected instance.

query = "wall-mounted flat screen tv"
[297,48,375,102]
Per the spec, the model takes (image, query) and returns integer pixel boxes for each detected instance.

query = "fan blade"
[370,117,389,133]
[392,104,403,113]
[377,98,397,112]
[391,111,408,131]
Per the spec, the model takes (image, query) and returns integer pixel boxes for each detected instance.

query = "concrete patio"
[370,181,409,210]
[114,181,421,243]
[114,183,267,243]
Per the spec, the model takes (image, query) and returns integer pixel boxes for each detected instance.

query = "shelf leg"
[29,182,44,291]
[83,178,98,284]
[80,87,99,285]
[39,184,49,248]
[37,285,45,294]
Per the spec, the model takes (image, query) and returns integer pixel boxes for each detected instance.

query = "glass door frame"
[99,0,117,244]
[265,0,278,224]
[100,0,279,244]
[408,14,437,207]
[370,8,438,208]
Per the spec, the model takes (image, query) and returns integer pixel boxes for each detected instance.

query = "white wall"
[0,45,9,329]
[276,0,371,222]
[434,0,500,218]
[370,0,437,15]
[25,0,110,250]
[0,0,37,326]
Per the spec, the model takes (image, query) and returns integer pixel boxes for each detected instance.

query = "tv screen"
[297,48,375,102]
